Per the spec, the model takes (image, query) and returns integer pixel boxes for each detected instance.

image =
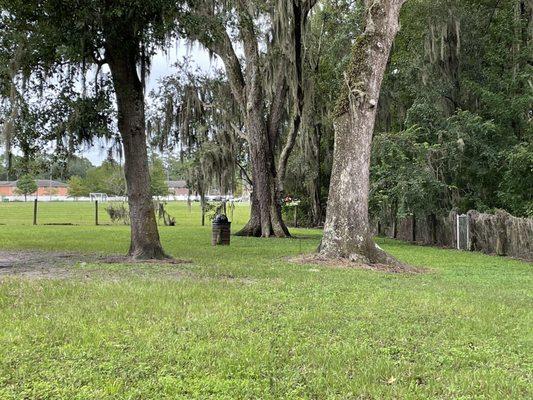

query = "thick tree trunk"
[235,190,262,236]
[236,118,290,238]
[235,165,289,238]
[249,121,276,237]
[235,43,290,239]
[187,1,318,239]
[106,45,166,259]
[320,113,394,263]
[319,0,406,264]
[228,1,317,239]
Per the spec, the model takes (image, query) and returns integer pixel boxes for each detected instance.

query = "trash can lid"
[213,214,229,224]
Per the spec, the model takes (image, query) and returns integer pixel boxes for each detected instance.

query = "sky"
[83,42,220,165]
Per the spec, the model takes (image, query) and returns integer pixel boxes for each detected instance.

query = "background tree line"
[67,156,170,198]
[1,0,531,261]
[279,0,532,225]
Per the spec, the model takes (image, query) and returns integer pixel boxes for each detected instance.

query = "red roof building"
[0,180,69,197]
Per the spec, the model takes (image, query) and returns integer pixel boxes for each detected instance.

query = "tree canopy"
[15,173,37,200]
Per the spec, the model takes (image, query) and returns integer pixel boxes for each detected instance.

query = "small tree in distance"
[150,158,169,197]
[15,175,38,201]
[67,176,88,200]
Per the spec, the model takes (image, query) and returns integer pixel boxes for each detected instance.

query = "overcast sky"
[83,42,221,165]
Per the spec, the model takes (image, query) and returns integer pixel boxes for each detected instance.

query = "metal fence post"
[456,214,469,250]
[456,214,460,250]
[33,198,38,225]
[466,213,470,250]
[412,213,416,242]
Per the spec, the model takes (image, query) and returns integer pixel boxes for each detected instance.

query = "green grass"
[0,202,531,399]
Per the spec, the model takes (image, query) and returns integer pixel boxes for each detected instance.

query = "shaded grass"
[0,202,531,399]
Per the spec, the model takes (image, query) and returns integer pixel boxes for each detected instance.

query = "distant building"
[167,180,189,197]
[0,179,193,201]
[0,179,68,197]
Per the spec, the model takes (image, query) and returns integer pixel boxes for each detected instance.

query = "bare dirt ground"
[0,250,191,280]
[290,253,427,274]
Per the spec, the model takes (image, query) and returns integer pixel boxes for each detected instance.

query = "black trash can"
[212,214,231,246]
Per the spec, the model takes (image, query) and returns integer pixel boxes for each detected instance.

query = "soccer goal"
[89,193,108,202]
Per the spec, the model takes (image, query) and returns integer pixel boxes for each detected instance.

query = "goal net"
[89,193,108,202]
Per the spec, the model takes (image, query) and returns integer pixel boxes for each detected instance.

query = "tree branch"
[277,0,316,189]
[236,161,253,186]
[267,66,288,149]
[180,4,247,112]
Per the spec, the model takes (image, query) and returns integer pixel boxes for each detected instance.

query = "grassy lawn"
[0,202,531,399]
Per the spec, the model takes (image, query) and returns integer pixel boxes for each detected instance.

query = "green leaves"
[372,0,533,218]
[14,173,37,196]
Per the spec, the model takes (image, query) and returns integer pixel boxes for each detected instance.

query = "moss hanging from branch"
[333,31,378,117]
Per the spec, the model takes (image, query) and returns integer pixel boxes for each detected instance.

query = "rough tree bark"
[319,0,407,264]
[185,1,315,238]
[238,0,315,237]
[105,41,166,259]
[237,17,289,238]
[239,191,263,237]
[234,1,306,238]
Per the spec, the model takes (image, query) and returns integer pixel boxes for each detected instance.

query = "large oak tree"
[180,0,317,237]
[1,0,179,258]
[319,0,407,264]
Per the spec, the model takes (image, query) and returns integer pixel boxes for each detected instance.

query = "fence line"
[377,210,533,261]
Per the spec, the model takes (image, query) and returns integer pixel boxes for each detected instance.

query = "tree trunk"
[235,168,289,238]
[310,180,322,227]
[200,193,206,226]
[319,0,406,264]
[211,1,315,239]
[235,190,262,236]
[310,123,323,227]
[187,1,317,239]
[105,44,166,260]
[236,120,290,238]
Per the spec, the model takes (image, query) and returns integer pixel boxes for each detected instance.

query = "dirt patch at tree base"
[0,250,191,280]
[290,253,427,274]
[96,255,190,265]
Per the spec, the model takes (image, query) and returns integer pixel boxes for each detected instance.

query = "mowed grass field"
[0,202,531,399]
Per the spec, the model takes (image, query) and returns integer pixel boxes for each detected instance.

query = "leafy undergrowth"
[0,202,531,399]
